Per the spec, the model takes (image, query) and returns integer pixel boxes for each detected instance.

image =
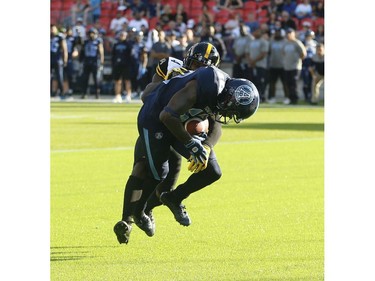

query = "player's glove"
[166,67,189,80]
[188,144,211,173]
[184,136,208,168]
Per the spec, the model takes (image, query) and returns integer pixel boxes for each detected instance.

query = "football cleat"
[113,220,132,244]
[133,213,155,237]
[145,210,156,232]
[160,192,191,226]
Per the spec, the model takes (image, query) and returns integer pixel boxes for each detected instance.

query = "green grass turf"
[50,102,324,280]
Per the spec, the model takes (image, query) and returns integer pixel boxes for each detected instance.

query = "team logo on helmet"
[234,85,254,105]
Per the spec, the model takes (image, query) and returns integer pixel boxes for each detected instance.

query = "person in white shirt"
[110,10,129,35]
[128,10,149,32]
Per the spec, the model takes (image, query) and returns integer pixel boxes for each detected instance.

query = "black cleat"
[160,192,191,226]
[145,210,156,232]
[133,213,155,237]
[113,221,132,244]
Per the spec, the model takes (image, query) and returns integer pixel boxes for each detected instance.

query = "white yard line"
[51,137,323,154]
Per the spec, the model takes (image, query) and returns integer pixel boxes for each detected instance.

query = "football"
[184,117,209,135]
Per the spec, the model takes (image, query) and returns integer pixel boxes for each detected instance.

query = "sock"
[121,175,143,222]
[133,177,160,217]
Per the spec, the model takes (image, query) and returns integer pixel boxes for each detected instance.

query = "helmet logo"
[234,85,254,105]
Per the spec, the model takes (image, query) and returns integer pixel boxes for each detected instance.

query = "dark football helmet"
[183,42,220,70]
[215,78,259,124]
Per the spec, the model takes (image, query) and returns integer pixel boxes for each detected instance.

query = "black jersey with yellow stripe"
[155,57,188,80]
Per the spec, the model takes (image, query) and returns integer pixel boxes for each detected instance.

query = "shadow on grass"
[50,245,115,262]
[225,122,324,132]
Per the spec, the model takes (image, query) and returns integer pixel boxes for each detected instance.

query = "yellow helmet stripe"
[156,65,166,79]
[204,43,212,59]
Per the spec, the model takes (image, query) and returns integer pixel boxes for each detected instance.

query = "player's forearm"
[160,111,192,145]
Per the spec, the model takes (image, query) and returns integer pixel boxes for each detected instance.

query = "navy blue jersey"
[50,33,64,63]
[139,66,229,129]
[66,35,78,61]
[82,37,103,63]
[111,40,133,66]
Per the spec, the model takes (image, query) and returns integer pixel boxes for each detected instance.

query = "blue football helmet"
[215,78,259,124]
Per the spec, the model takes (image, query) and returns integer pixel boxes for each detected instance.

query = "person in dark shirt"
[50,24,68,99]
[80,27,104,99]
[111,31,133,103]
[309,43,324,105]
[63,27,79,99]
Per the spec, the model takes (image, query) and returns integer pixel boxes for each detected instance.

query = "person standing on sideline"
[111,31,133,103]
[232,23,253,79]
[267,27,288,104]
[301,30,318,103]
[80,27,104,99]
[309,43,324,105]
[246,28,269,103]
[282,28,306,105]
[50,24,68,99]
[63,27,80,99]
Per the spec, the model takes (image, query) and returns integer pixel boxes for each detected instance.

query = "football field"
[50,101,324,280]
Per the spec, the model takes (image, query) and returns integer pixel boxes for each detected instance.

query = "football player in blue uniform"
[114,43,223,244]
[80,27,104,99]
[114,43,260,244]
[50,24,68,99]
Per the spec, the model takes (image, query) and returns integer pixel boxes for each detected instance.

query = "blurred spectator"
[280,10,297,31]
[175,14,187,35]
[185,28,198,52]
[159,4,174,28]
[131,30,149,96]
[198,4,215,27]
[200,24,227,61]
[128,10,149,32]
[267,12,279,33]
[282,0,297,16]
[173,3,188,23]
[72,17,86,41]
[246,28,269,103]
[301,30,318,102]
[232,23,253,79]
[309,42,324,105]
[63,27,80,99]
[51,24,68,98]
[223,12,241,60]
[297,21,312,42]
[273,0,286,14]
[71,0,90,25]
[168,31,187,61]
[147,0,164,18]
[268,27,288,104]
[111,31,133,103]
[294,0,312,20]
[88,0,101,25]
[110,10,129,35]
[220,0,244,11]
[147,30,172,79]
[282,28,306,104]
[129,0,148,17]
[145,22,162,50]
[244,12,260,33]
[313,0,324,18]
[80,28,104,99]
[116,0,130,11]
[315,24,324,43]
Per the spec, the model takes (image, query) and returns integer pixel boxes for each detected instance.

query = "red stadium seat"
[314,17,324,27]
[51,1,63,10]
[244,1,257,11]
